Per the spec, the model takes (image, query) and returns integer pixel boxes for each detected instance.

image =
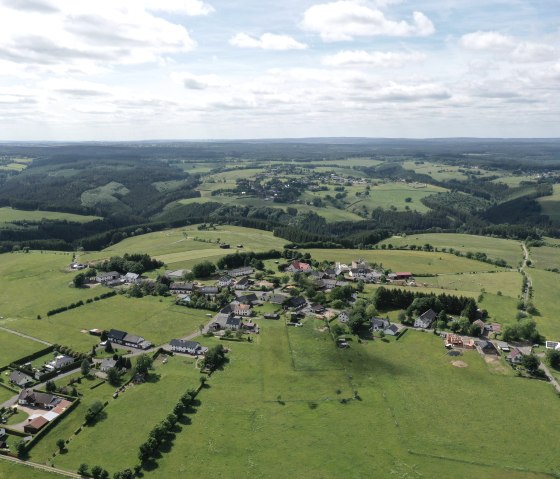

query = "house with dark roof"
[371,317,390,332]
[100,358,117,373]
[234,276,250,290]
[18,389,60,409]
[284,296,307,310]
[310,303,326,314]
[384,324,400,336]
[236,292,258,304]
[170,282,194,294]
[269,294,289,305]
[24,416,49,434]
[225,317,242,331]
[414,309,437,329]
[9,370,34,388]
[264,313,280,320]
[96,271,121,283]
[170,339,207,355]
[108,329,151,349]
[478,340,498,355]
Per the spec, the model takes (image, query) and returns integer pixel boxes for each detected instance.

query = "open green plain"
[424,271,522,298]
[529,269,560,340]
[0,331,45,367]
[379,233,523,267]
[530,246,560,271]
[0,207,100,225]
[537,184,560,224]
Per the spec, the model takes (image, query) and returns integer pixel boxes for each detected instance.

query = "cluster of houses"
[8,354,76,387]
[107,329,152,350]
[17,390,72,434]
[95,271,140,286]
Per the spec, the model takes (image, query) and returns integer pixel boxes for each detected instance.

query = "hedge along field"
[51,355,201,474]
[0,330,46,367]
[530,246,560,271]
[0,207,101,224]
[378,233,523,267]
[80,225,287,266]
[0,251,99,320]
[530,269,560,340]
[304,249,502,275]
[4,295,212,352]
[144,321,555,479]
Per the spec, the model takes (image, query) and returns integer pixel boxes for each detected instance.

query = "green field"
[0,462,62,479]
[424,271,522,298]
[0,330,45,367]
[530,246,560,271]
[305,249,503,275]
[135,321,557,479]
[538,184,560,224]
[530,269,560,340]
[4,295,210,352]
[0,207,100,225]
[80,181,130,210]
[379,233,522,267]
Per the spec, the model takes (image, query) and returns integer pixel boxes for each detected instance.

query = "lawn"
[0,207,100,224]
[379,233,523,267]
[139,321,557,479]
[530,246,560,271]
[537,184,560,224]
[0,251,100,320]
[0,330,46,368]
[529,269,560,340]
[0,462,63,479]
[4,295,211,352]
[48,355,201,474]
[305,249,502,275]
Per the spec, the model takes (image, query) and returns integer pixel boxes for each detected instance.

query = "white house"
[123,272,140,283]
[95,271,121,283]
[414,309,437,329]
[170,340,207,355]
[217,276,234,288]
[45,355,75,371]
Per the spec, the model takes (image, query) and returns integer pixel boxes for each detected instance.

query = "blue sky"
[0,0,558,140]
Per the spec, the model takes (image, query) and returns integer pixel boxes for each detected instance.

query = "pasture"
[529,269,560,340]
[141,321,557,479]
[537,184,560,224]
[0,207,100,225]
[424,271,522,298]
[379,233,522,267]
[305,249,502,275]
[0,331,45,368]
[530,246,560,271]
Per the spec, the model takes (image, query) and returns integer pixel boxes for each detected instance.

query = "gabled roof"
[10,370,33,384]
[385,324,399,333]
[100,358,117,369]
[123,333,143,345]
[170,282,194,290]
[108,329,127,341]
[170,339,200,350]
[286,296,306,308]
[226,317,241,326]
[418,309,437,322]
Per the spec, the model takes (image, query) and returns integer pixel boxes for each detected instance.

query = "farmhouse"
[107,329,152,349]
[170,339,207,355]
[234,276,250,290]
[371,317,390,332]
[225,317,242,331]
[96,271,121,283]
[228,266,253,277]
[287,261,312,273]
[100,358,117,372]
[18,389,60,409]
[507,348,524,365]
[169,282,194,294]
[9,370,33,388]
[414,309,437,329]
[123,272,140,283]
[217,276,234,288]
[284,296,307,310]
[24,416,49,434]
[45,354,75,371]
[232,303,252,317]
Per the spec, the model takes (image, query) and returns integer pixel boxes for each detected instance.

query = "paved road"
[0,454,81,478]
[0,326,52,346]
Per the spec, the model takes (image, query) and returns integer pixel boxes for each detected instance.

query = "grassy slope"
[0,330,45,367]
[0,207,100,224]
[530,269,560,340]
[537,184,560,224]
[305,249,503,275]
[530,246,560,270]
[143,322,556,479]
[379,233,523,267]
[425,271,522,298]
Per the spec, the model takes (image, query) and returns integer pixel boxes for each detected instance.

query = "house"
[18,390,60,409]
[96,271,121,283]
[107,329,152,349]
[45,355,75,371]
[310,303,326,314]
[478,340,498,355]
[169,282,194,294]
[228,266,253,277]
[371,317,390,332]
[9,370,33,388]
[338,311,350,323]
[234,276,250,290]
[123,272,140,283]
[269,294,289,305]
[232,303,252,317]
[507,348,524,365]
[287,261,312,273]
[394,272,413,280]
[100,358,117,372]
[497,341,510,352]
[264,313,280,320]
[472,319,486,335]
[24,416,49,434]
[0,428,6,440]
[284,296,307,310]
[237,292,258,304]
[199,286,219,296]
[225,317,242,331]
[170,339,207,355]
[384,324,400,336]
[414,309,437,329]
[217,276,234,288]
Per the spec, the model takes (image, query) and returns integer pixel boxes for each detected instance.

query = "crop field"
[529,269,560,340]
[47,355,201,474]
[0,252,99,320]
[379,233,522,267]
[135,321,556,479]
[0,207,100,225]
[530,246,560,270]
[537,184,560,224]
[4,295,210,352]
[305,249,502,275]
[0,331,45,367]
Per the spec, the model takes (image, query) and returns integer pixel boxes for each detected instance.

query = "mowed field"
[0,207,100,224]
[0,251,99,320]
[81,225,288,270]
[138,321,557,479]
[379,233,523,267]
[4,295,211,352]
[305,249,503,274]
[424,271,522,298]
[530,246,560,270]
[0,330,45,367]
[537,184,560,224]
[530,269,560,340]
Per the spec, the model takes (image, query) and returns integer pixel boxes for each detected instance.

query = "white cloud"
[511,42,557,63]
[461,31,515,50]
[171,72,226,90]
[322,50,425,67]
[230,33,308,50]
[301,1,435,41]
[143,0,214,16]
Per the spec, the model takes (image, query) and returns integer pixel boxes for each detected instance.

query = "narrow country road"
[538,360,560,394]
[521,242,532,304]
[0,326,52,346]
[0,454,81,478]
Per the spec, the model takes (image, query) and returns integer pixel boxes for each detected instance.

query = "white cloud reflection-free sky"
[0,0,558,140]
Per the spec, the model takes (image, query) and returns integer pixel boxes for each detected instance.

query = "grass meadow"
[0,331,45,367]
[530,246,560,271]
[537,184,560,224]
[379,233,523,267]
[530,269,560,340]
[0,207,100,224]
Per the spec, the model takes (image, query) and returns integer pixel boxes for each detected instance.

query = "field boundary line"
[0,454,81,478]
[0,326,52,345]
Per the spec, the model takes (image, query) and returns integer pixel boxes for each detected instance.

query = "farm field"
[537,184,560,224]
[424,271,522,298]
[0,207,100,225]
[139,321,557,479]
[530,246,560,271]
[48,355,201,474]
[0,331,45,367]
[0,462,61,479]
[529,269,560,340]
[0,251,99,320]
[3,295,210,352]
[305,249,503,274]
[379,233,522,267]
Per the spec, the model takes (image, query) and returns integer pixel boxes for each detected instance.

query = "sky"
[0,0,558,140]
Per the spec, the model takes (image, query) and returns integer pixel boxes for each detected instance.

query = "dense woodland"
[0,139,559,252]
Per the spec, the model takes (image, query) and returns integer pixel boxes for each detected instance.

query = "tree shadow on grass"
[178,415,192,426]
[142,459,159,472]
[146,373,161,384]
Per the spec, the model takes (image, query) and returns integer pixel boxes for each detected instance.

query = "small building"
[497,341,510,352]
[217,276,234,288]
[394,272,413,280]
[225,317,242,331]
[445,333,464,348]
[0,428,6,439]
[237,292,258,304]
[9,370,34,388]
[96,271,121,283]
[123,272,140,284]
[164,269,188,280]
[310,303,326,314]
[24,416,49,434]
[219,243,230,249]
[478,340,498,355]
[234,276,250,290]
[100,358,117,373]
[228,266,254,277]
[371,317,390,332]
[170,282,194,294]
[414,309,437,329]
[232,303,252,317]
[384,324,400,336]
[269,294,289,305]
[507,348,524,365]
[264,313,280,320]
[170,339,207,355]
